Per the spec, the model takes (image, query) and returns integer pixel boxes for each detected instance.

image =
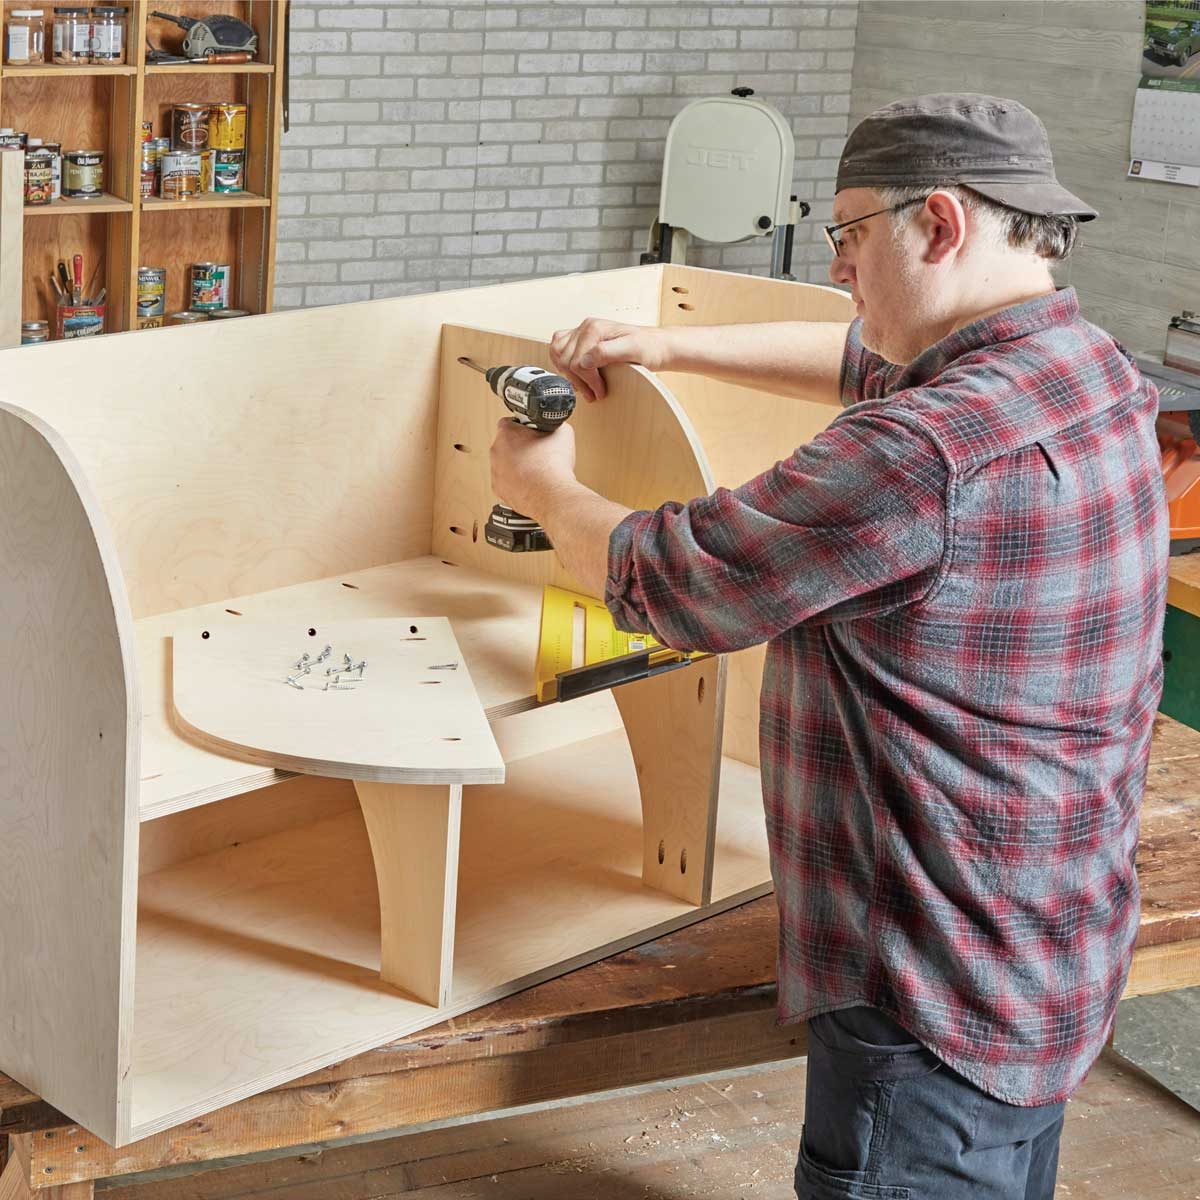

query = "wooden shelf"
[1,64,138,77]
[24,192,133,216]
[129,729,771,1141]
[137,557,546,822]
[145,62,275,75]
[141,191,271,212]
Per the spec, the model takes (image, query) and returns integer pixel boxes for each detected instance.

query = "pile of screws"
[284,644,368,691]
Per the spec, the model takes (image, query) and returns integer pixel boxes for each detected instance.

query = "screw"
[343,653,353,668]
[428,662,459,671]
[294,653,311,669]
[315,644,332,663]
[285,680,304,691]
[324,681,356,691]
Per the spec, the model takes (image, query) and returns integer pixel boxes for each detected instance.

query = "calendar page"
[1132,3,1200,186]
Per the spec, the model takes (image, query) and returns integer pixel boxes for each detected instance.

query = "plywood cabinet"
[0,264,853,1147]
[0,0,284,336]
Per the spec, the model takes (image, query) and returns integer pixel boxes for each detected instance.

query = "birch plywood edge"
[0,401,140,1147]
[170,618,503,784]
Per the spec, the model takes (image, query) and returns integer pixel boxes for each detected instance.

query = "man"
[490,94,1168,1199]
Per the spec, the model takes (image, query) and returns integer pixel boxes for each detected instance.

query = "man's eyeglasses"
[823,197,929,256]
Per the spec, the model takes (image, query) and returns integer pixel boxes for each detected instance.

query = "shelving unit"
[0,0,285,335]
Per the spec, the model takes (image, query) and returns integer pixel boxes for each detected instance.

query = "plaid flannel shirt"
[605,288,1168,1106]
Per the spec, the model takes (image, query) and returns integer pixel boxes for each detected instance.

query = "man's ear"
[919,190,968,264]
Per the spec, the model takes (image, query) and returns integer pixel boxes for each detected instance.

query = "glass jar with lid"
[7,10,45,65]
[90,5,125,63]
[52,6,90,64]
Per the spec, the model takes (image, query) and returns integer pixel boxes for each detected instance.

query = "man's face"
[827,187,927,365]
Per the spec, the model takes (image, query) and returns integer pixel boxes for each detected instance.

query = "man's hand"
[490,418,576,520]
[549,318,667,403]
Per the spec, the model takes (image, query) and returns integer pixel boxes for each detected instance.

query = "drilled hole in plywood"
[308,628,317,637]
[225,609,242,616]
[450,525,466,537]
[453,443,469,452]
[443,736,461,742]
[680,848,687,874]
[697,676,705,703]
[420,680,443,685]
[409,625,419,633]
[472,520,479,543]
[657,839,665,865]
[342,582,359,589]
[201,630,210,639]
[441,560,457,567]
[677,302,695,311]
[671,285,688,294]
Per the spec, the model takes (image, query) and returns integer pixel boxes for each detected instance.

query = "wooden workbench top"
[3,714,1198,1188]
[1169,554,1200,618]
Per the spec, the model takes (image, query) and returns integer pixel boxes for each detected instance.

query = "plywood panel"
[0,401,139,1147]
[0,264,663,619]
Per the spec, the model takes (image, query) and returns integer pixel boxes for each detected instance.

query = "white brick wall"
[276,0,859,308]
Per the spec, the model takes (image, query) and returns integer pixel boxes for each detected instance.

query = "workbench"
[1,711,1196,1198]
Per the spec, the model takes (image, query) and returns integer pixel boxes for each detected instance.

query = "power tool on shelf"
[148,11,258,61]
[458,358,576,553]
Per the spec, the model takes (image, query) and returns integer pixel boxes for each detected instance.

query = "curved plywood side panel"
[434,323,716,591]
[655,269,857,769]
[0,266,663,620]
[0,402,140,1147]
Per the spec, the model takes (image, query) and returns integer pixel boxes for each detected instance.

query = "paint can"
[171,103,209,152]
[207,103,247,152]
[168,310,207,326]
[140,120,153,145]
[0,129,28,149]
[200,148,243,193]
[137,266,166,329]
[43,140,61,200]
[190,262,232,311]
[21,320,49,344]
[23,148,54,206]
[161,150,200,200]
[139,141,157,197]
[206,308,250,320]
[63,149,103,198]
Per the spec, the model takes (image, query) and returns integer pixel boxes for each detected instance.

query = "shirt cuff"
[604,508,652,633]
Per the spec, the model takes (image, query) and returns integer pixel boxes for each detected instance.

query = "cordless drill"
[458,358,577,552]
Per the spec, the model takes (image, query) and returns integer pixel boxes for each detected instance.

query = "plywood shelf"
[24,192,133,216]
[129,729,771,1141]
[138,556,546,822]
[145,63,275,75]
[142,191,271,212]
[1,65,138,77]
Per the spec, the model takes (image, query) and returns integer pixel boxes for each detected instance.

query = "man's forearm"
[533,480,632,600]
[660,321,851,407]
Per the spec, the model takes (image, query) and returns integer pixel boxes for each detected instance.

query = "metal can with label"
[200,148,244,194]
[0,129,27,150]
[190,262,232,311]
[21,320,49,344]
[171,103,209,152]
[43,141,61,200]
[140,120,153,145]
[137,266,166,329]
[161,150,200,200]
[63,149,103,198]
[139,141,157,198]
[23,149,54,206]
[207,103,247,152]
[169,310,207,326]
[206,308,250,320]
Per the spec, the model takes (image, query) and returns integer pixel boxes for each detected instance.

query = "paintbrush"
[49,273,65,302]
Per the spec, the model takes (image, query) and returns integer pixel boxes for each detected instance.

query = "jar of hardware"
[52,5,90,64]
[6,10,45,65]
[90,5,126,63]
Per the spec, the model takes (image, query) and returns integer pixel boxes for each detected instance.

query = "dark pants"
[796,1006,1066,1200]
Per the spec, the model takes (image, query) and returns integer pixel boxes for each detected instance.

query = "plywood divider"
[655,266,856,766]
[0,149,21,347]
[434,322,728,906]
[355,782,462,1007]
[612,656,725,906]
[0,402,139,1148]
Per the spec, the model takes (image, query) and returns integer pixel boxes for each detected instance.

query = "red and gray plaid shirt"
[605,288,1168,1106]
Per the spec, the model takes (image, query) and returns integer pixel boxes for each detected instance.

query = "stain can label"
[208,103,247,152]
[201,148,244,194]
[161,151,200,200]
[171,104,210,152]
[137,267,166,329]
[190,262,232,311]
[63,150,103,197]
[23,150,54,205]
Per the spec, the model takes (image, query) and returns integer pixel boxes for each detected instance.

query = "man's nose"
[828,254,853,287]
